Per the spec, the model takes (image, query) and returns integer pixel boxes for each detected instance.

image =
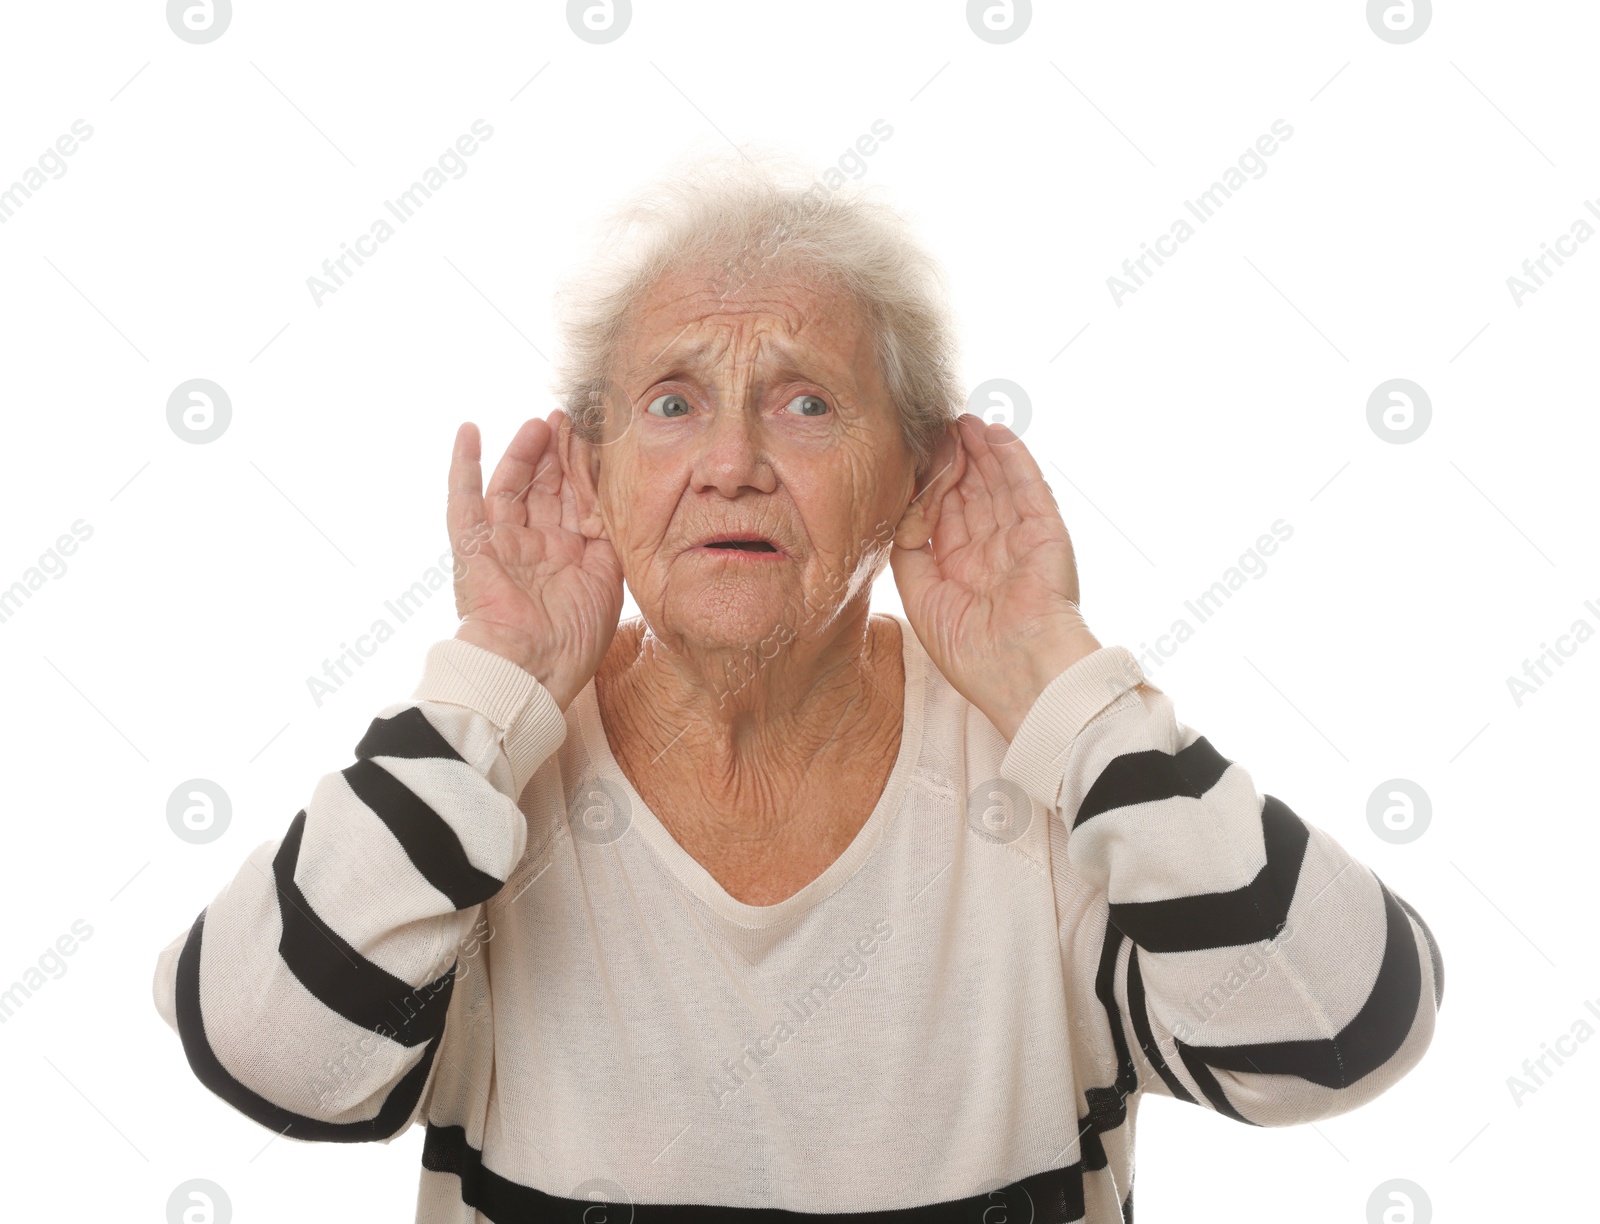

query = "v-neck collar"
[572,612,926,930]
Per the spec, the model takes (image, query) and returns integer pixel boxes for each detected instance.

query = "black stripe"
[1076,1115,1107,1175]
[356,706,467,765]
[1120,1183,1133,1224]
[273,810,456,1048]
[1174,1042,1252,1125]
[174,908,436,1142]
[1105,795,1308,953]
[1171,879,1425,1121]
[1124,946,1196,1105]
[1392,890,1444,1010]
[1093,920,1139,1109]
[1072,919,1139,1177]
[422,1124,1086,1221]
[341,758,505,909]
[1074,736,1232,829]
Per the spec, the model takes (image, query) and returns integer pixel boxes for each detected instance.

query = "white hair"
[550,146,964,475]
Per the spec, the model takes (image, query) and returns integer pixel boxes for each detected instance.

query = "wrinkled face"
[578,265,919,650]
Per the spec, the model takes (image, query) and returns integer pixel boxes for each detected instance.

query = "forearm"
[1002,647,1444,1124]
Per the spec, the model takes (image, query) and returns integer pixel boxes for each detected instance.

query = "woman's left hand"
[890,414,1104,741]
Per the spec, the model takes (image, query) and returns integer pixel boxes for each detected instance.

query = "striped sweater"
[152,613,1444,1222]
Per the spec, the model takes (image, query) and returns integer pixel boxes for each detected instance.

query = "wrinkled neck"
[594,605,901,788]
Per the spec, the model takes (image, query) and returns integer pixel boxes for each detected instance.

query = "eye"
[784,394,829,417]
[646,393,691,418]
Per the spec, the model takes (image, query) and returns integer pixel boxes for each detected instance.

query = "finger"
[484,416,554,525]
[954,415,999,538]
[966,417,1021,529]
[524,412,571,530]
[447,422,490,556]
[984,421,1060,520]
[534,409,567,495]
[930,483,969,558]
[558,442,584,538]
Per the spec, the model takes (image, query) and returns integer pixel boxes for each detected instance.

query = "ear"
[893,419,964,550]
[557,412,609,541]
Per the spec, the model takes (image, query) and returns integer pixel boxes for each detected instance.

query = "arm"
[1000,645,1444,1126]
[889,413,1442,1124]
[152,409,622,1141]
[151,637,567,1141]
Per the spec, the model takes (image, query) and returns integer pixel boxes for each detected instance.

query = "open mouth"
[693,534,787,558]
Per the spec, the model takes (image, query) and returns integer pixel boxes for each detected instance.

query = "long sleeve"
[151,637,568,1142]
[999,645,1444,1128]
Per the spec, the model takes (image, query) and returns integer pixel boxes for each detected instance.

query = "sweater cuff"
[998,645,1151,814]
[412,638,568,798]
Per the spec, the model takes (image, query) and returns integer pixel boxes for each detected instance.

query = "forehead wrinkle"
[618,272,884,409]
[635,313,860,395]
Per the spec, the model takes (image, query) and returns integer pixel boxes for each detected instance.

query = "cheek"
[795,455,892,567]
[840,447,908,530]
[601,457,679,554]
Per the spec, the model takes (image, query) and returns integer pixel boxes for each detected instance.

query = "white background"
[1,1,1595,1220]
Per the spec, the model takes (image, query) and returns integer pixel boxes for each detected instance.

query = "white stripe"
[1069,766,1269,904]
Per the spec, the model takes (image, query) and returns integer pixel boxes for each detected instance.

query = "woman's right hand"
[447,410,624,709]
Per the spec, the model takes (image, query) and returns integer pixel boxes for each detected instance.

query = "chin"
[665,585,798,651]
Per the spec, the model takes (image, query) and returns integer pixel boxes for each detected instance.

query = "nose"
[690,402,776,498]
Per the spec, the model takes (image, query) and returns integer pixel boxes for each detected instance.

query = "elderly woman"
[153,158,1443,1222]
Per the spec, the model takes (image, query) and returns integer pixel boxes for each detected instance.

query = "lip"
[689,533,789,560]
